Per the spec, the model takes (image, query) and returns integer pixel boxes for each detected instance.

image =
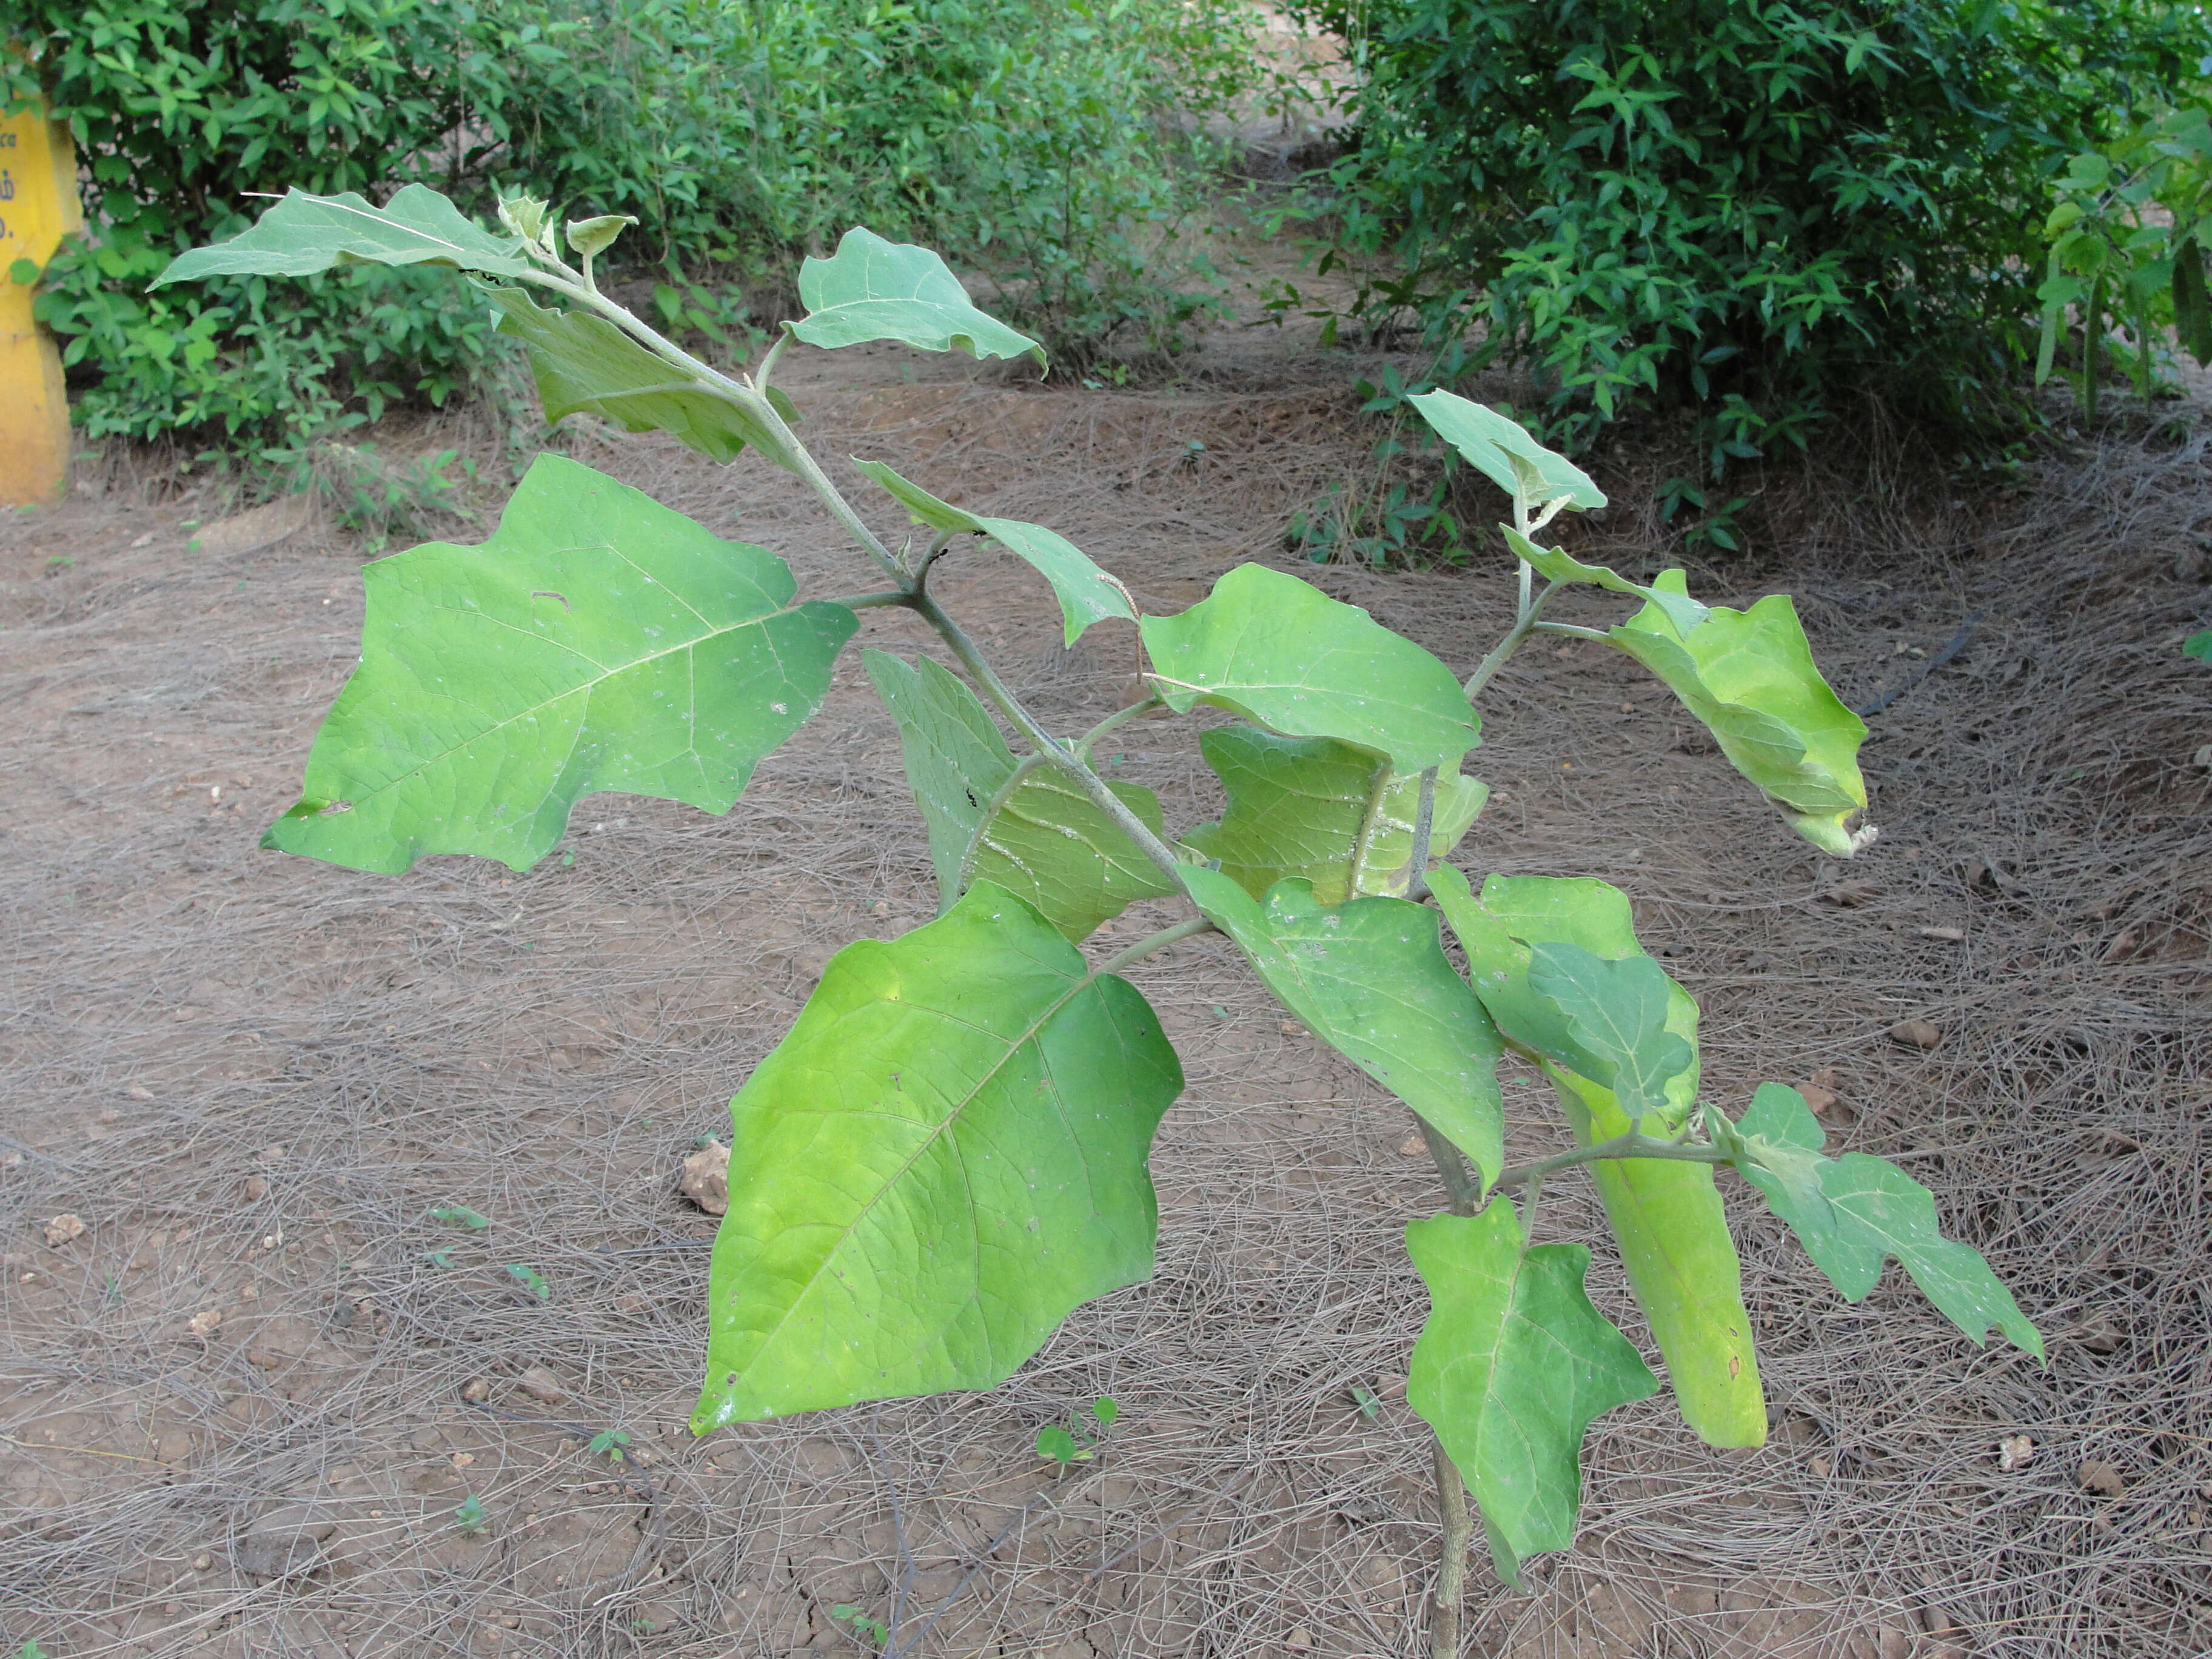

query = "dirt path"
[2,350,2208,1659]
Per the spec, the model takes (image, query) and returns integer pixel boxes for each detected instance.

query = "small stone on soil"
[42,1213,86,1246]
[680,1141,731,1216]
[517,1366,566,1404]
[1888,1019,1944,1050]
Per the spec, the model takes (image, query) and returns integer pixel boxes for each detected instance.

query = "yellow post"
[0,96,82,508]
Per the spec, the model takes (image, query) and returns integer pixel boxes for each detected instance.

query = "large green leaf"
[1181,726,1486,903]
[864,651,1174,939]
[853,461,1135,645]
[1500,526,1708,637]
[1407,1202,1658,1586]
[1717,1085,2043,1356]
[789,227,1045,366]
[1430,868,1765,1448]
[264,454,856,874]
[691,882,1182,1427]
[1184,868,1504,1184]
[1410,389,1606,510]
[1608,573,1873,857]
[1139,565,1479,772]
[154,184,531,286]
[487,286,797,469]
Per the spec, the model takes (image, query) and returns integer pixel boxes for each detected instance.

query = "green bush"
[2,0,1263,451]
[1299,0,2208,521]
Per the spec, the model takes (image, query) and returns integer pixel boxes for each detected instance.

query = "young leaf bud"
[497,194,552,246]
[566,215,638,260]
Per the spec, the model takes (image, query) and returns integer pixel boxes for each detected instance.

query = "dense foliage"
[1,0,1260,450]
[1302,0,2209,508]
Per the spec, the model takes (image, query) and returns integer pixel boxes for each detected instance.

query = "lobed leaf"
[1410,389,1607,510]
[1140,565,1479,773]
[853,461,1136,645]
[1501,526,1709,637]
[1182,726,1486,903]
[864,652,1174,939]
[489,286,798,469]
[155,184,531,286]
[1607,572,1872,857]
[1718,1085,2043,1356]
[264,454,855,874]
[1431,868,1765,1447]
[1525,943,1694,1128]
[691,882,1182,1427]
[1406,1201,1658,1586]
[1184,868,1504,1185]
[790,228,1045,365]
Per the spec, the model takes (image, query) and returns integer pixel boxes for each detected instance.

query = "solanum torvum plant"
[162,187,2040,1655]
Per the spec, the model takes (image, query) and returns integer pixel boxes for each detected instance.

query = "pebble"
[42,1214,87,1247]
[1888,1019,1944,1050]
[517,1366,566,1404]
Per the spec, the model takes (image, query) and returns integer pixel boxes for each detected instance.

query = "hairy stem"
[1493,1129,1727,1192]
[1074,695,1160,763]
[1413,1116,1482,1218]
[1463,574,1564,702]
[1098,915,1216,976]
[1430,1432,1473,1659]
[825,589,916,611]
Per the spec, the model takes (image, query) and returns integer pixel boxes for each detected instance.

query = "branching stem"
[1493,1129,1728,1192]
[1098,916,1216,976]
[1075,696,1160,763]
[1463,575,1564,702]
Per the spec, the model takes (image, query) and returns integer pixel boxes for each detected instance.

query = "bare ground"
[2,338,2209,1659]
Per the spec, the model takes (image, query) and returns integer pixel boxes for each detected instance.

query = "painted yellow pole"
[0,97,82,508]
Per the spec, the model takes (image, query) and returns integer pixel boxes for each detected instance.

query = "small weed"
[421,1248,455,1270]
[452,1493,488,1537]
[1349,1384,1381,1420]
[431,1205,490,1230]
[504,1264,551,1301]
[588,1427,631,1463]
[1037,1396,1119,1466]
[830,1604,890,1647]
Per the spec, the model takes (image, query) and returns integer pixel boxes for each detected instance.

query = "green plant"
[503,1264,551,1302]
[1036,1396,1119,1466]
[1295,0,2208,537]
[588,1427,632,1463]
[2036,106,2212,423]
[452,1493,488,1537]
[830,1604,891,1648]
[162,188,2038,1654]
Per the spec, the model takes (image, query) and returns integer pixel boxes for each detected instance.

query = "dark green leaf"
[691,882,1182,1427]
[1184,868,1504,1184]
[1181,725,1486,903]
[1407,1201,1658,1586]
[487,286,794,469]
[1140,565,1478,772]
[790,228,1044,366]
[1718,1085,2043,1356]
[153,184,530,286]
[265,455,856,874]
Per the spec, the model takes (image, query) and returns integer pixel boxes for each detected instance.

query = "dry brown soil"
[2,337,2209,1659]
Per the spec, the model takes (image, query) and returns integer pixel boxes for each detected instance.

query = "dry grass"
[1,352,2208,1659]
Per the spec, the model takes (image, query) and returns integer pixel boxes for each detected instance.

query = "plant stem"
[1492,1129,1728,1192]
[1404,765,1438,900]
[1098,915,1216,976]
[825,589,916,611]
[1413,1116,1482,1218]
[1074,695,1160,763]
[1430,1432,1473,1659]
[1529,620,1607,642]
[1463,575,1563,701]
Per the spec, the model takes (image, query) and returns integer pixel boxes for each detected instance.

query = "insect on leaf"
[1184,868,1504,1185]
[1606,572,1872,857]
[864,651,1175,937]
[1141,565,1479,773]
[263,455,856,874]
[1407,1201,1658,1586]
[1718,1085,2042,1356]
[791,228,1045,366]
[488,286,797,469]
[1181,726,1487,903]
[1430,868,1765,1448]
[1410,389,1607,509]
[154,184,532,286]
[691,882,1182,1428]
[853,461,1136,644]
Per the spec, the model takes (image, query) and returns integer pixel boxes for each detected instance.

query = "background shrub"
[2,0,1264,453]
[1298,0,2209,517]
